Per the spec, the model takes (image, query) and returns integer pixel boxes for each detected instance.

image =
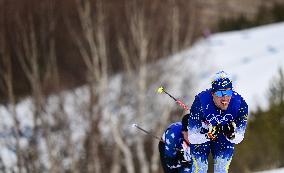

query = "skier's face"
[212,88,232,110]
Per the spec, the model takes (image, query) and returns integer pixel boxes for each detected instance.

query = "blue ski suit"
[187,89,248,173]
[159,122,192,173]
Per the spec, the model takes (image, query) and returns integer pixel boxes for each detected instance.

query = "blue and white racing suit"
[187,89,248,173]
[159,122,192,173]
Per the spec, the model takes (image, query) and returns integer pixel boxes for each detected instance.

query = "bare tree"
[14,15,42,173]
[170,0,181,53]
[116,1,180,173]
[118,1,195,172]
[110,145,122,173]
[0,3,23,172]
[0,48,23,173]
[0,0,199,172]
[150,105,173,173]
[111,119,135,173]
[69,0,109,172]
[12,1,60,172]
[126,2,150,173]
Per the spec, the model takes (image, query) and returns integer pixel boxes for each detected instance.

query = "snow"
[148,22,284,112]
[192,23,284,111]
[1,22,284,172]
[254,167,284,173]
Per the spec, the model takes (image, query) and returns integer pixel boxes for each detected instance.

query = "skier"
[186,71,248,173]
[159,115,192,173]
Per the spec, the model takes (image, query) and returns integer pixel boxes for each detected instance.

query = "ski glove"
[205,124,220,140]
[181,141,191,162]
[221,121,236,140]
[176,141,191,164]
[165,156,181,169]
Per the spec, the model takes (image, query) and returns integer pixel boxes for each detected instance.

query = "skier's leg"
[178,160,193,173]
[212,141,234,173]
[159,141,179,173]
[190,142,210,173]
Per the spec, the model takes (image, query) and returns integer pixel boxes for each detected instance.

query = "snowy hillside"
[255,167,284,173]
[1,22,284,172]
[171,22,284,111]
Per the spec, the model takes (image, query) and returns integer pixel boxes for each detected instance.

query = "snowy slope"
[153,22,284,112]
[1,22,284,171]
[191,22,284,111]
[255,167,284,173]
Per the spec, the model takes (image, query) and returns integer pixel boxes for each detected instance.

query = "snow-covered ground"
[255,167,284,173]
[1,22,284,172]
[153,22,284,112]
[188,22,284,111]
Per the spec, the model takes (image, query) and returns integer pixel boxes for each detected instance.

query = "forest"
[0,0,284,173]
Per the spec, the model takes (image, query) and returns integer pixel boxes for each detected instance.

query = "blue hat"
[211,71,232,91]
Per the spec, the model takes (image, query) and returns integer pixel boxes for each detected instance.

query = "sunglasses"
[214,90,233,97]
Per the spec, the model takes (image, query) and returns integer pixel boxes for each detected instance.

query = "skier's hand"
[200,121,209,134]
[221,121,236,140]
[176,141,191,165]
[205,124,220,140]
[176,149,185,163]
[181,141,191,162]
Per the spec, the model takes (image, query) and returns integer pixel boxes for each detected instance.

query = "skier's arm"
[163,128,181,169]
[188,97,210,144]
[228,97,248,144]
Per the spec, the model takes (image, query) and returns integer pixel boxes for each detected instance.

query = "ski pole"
[132,124,163,142]
[132,124,186,153]
[156,86,189,111]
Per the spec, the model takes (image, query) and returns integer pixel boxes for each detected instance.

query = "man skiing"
[159,115,192,173]
[186,71,248,173]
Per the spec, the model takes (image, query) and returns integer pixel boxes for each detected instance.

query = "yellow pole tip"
[157,87,164,94]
